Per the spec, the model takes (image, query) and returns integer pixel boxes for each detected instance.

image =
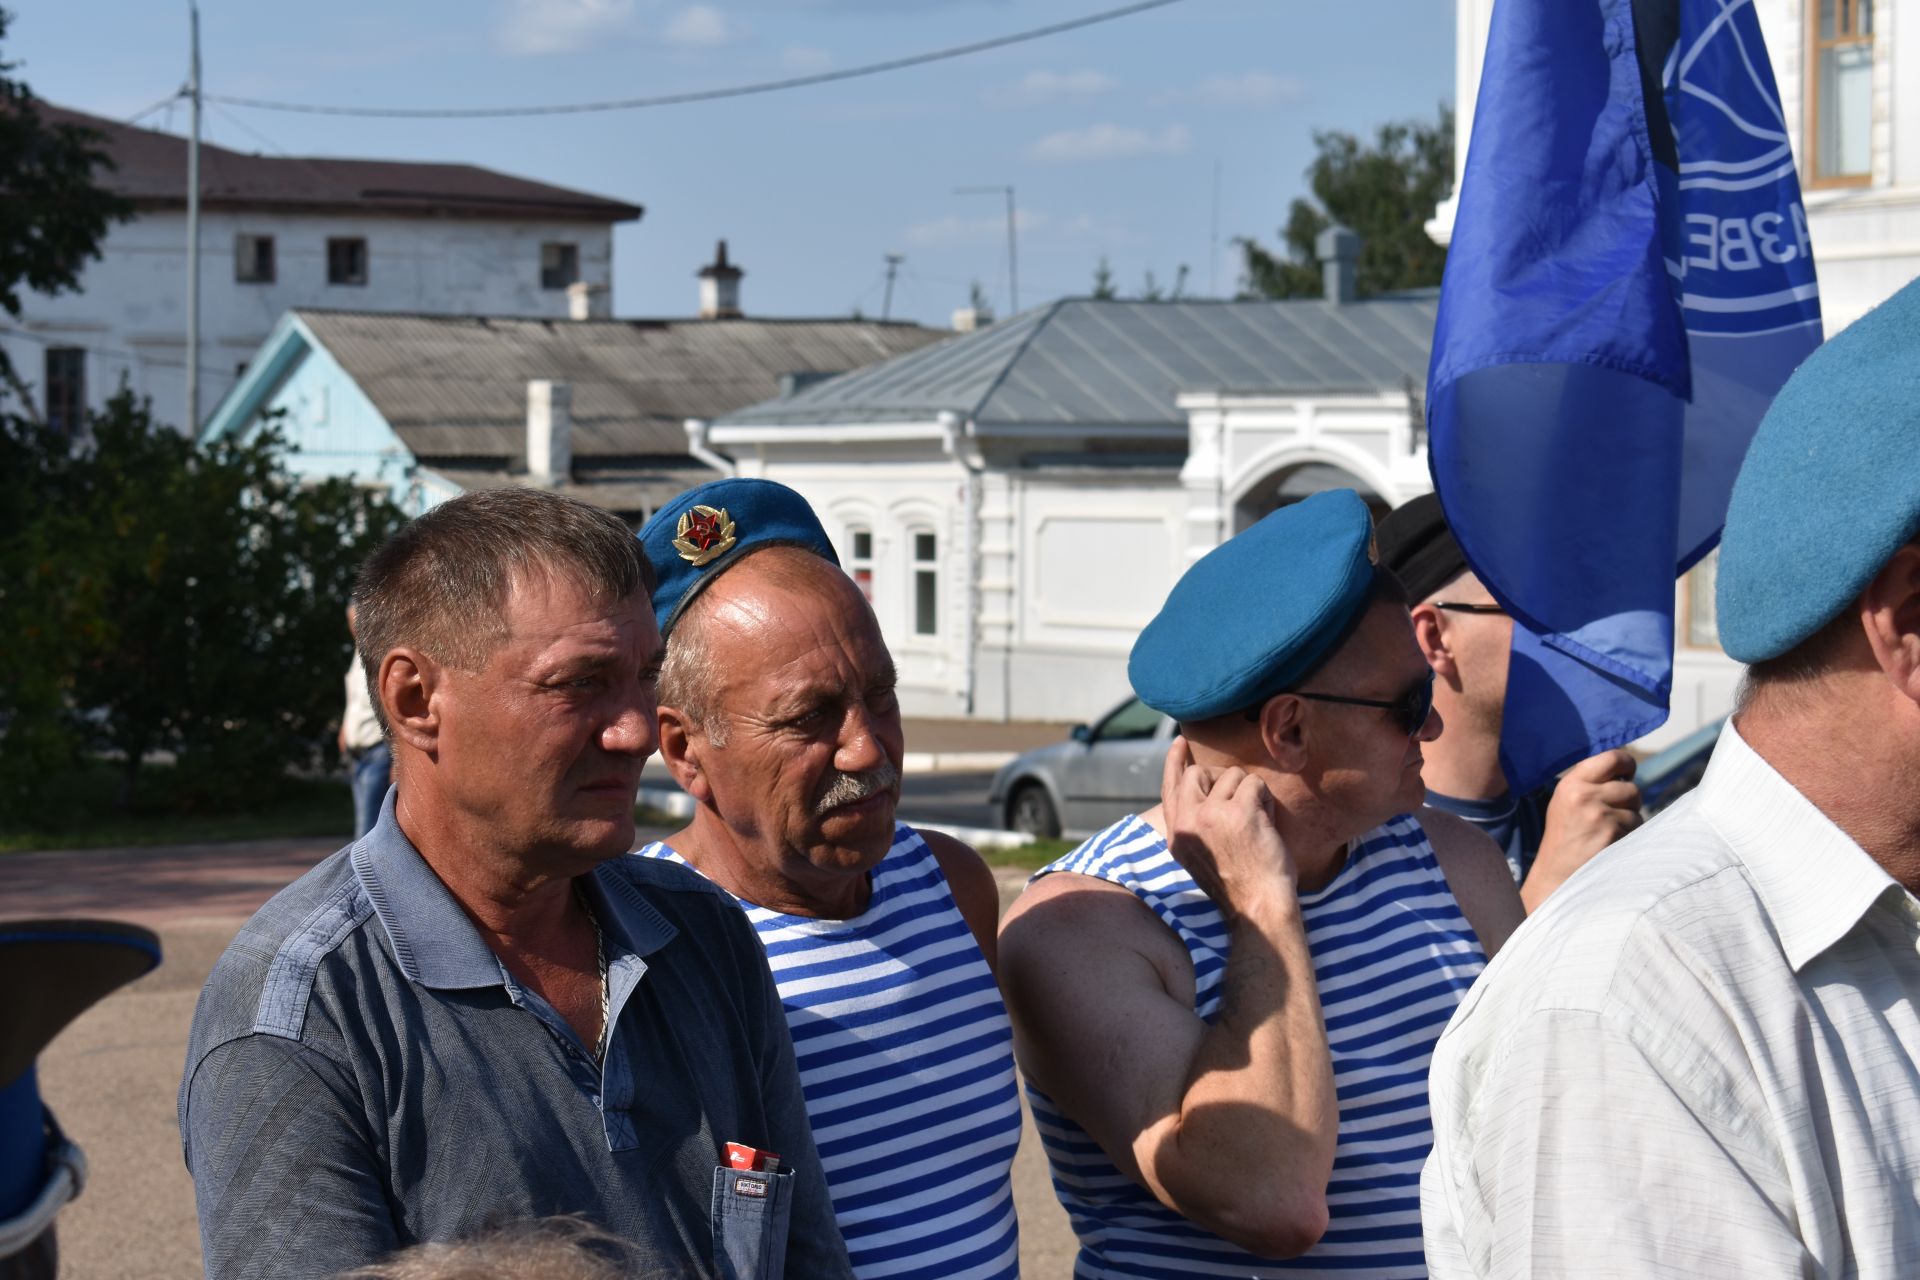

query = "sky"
[14,0,1457,328]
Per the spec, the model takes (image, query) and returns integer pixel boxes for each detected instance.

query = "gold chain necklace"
[576,882,610,1065]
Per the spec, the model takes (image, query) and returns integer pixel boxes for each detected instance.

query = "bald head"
[658,547,873,744]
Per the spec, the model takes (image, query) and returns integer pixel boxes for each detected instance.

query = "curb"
[901,751,1016,773]
[634,788,1036,853]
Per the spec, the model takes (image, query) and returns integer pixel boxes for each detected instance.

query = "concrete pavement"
[4,837,1078,1278]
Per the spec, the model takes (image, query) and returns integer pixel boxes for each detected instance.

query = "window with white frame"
[846,526,874,601]
[1810,0,1873,184]
[911,529,938,637]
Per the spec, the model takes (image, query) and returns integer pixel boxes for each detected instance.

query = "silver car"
[987,695,1173,838]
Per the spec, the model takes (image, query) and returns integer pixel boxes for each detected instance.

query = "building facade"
[7,106,640,437]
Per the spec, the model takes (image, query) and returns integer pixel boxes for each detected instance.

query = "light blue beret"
[1130,488,1379,720]
[638,478,839,637]
[1718,276,1920,663]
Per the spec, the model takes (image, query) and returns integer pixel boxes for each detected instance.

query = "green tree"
[1239,105,1454,300]
[0,390,407,818]
[0,9,131,398]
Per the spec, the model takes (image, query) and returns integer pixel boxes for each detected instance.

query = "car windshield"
[1096,697,1164,743]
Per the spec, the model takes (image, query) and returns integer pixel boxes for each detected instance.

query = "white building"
[704,279,1441,724]
[6,105,640,437]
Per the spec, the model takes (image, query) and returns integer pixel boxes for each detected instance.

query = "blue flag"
[1427,0,1822,794]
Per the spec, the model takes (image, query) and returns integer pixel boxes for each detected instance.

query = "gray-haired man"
[179,488,848,1280]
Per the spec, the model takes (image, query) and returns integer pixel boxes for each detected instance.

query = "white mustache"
[814,762,901,815]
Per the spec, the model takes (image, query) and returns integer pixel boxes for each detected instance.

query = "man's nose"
[834,703,889,774]
[1418,704,1444,743]
[604,687,659,760]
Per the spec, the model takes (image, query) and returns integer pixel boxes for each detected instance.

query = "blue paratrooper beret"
[638,477,840,638]
[1130,488,1381,721]
[1718,276,1920,663]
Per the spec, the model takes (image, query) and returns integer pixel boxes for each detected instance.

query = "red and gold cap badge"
[673,504,738,567]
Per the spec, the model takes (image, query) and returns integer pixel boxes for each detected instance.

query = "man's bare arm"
[998,741,1337,1257]
[922,828,1003,973]
[1422,806,1525,957]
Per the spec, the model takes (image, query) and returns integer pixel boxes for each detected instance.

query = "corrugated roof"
[717,297,1438,428]
[294,309,948,461]
[45,104,642,222]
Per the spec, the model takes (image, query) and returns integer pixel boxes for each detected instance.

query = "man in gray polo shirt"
[179,489,848,1279]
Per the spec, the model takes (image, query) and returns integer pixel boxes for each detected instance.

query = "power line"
[125,90,185,126]
[205,0,1188,119]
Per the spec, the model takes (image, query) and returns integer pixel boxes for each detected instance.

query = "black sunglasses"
[1248,667,1436,736]
[1432,602,1506,615]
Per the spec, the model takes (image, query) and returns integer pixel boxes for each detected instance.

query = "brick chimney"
[698,240,744,319]
[527,380,572,486]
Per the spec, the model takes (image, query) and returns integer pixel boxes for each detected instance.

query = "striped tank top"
[1026,812,1485,1279]
[637,823,1022,1279]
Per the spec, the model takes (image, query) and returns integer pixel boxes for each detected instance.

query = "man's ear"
[1257,695,1309,775]
[657,706,714,803]
[380,648,441,755]
[1861,543,1920,706]
[1410,602,1457,680]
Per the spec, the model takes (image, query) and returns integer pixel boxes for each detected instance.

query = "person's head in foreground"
[1419,275,1920,1280]
[335,1217,640,1280]
[638,478,904,917]
[353,486,660,866]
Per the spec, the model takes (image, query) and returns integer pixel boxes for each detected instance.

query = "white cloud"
[902,209,1049,250]
[1157,71,1304,107]
[663,4,744,47]
[986,68,1118,108]
[494,0,637,56]
[781,45,832,72]
[1026,123,1191,164]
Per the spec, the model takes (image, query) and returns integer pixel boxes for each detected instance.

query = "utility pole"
[881,253,903,321]
[185,0,202,434]
[954,185,1018,315]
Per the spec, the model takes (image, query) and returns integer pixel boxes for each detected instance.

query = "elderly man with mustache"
[635,480,1022,1280]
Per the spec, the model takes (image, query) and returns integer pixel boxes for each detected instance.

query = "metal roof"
[717,297,1439,429]
[293,309,948,461]
[47,105,642,222]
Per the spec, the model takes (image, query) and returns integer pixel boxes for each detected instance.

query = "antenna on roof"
[881,254,903,322]
[185,0,203,432]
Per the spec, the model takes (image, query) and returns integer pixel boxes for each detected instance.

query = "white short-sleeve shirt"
[1422,720,1920,1279]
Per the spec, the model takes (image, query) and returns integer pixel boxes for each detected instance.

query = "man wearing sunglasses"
[998,488,1523,1278]
[1377,493,1642,909]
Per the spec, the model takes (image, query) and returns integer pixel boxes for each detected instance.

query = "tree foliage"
[1239,106,1454,300]
[0,391,408,819]
[0,9,131,389]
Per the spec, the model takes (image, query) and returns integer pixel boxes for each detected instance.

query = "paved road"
[5,837,1079,1279]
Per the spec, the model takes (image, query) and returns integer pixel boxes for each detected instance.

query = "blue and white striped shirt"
[639,823,1022,1279]
[1026,813,1485,1279]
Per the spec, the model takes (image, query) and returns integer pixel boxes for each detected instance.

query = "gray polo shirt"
[179,794,849,1280]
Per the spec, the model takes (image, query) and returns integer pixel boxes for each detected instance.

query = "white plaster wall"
[8,209,615,435]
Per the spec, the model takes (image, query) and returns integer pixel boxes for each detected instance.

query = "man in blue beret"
[998,487,1523,1277]
[180,488,848,1279]
[1423,275,1920,1279]
[633,479,1023,1280]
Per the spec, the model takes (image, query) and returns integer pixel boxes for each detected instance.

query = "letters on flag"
[1426,0,1821,794]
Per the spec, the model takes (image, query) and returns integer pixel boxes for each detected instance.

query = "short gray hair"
[333,1216,637,1280]
[352,489,655,732]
